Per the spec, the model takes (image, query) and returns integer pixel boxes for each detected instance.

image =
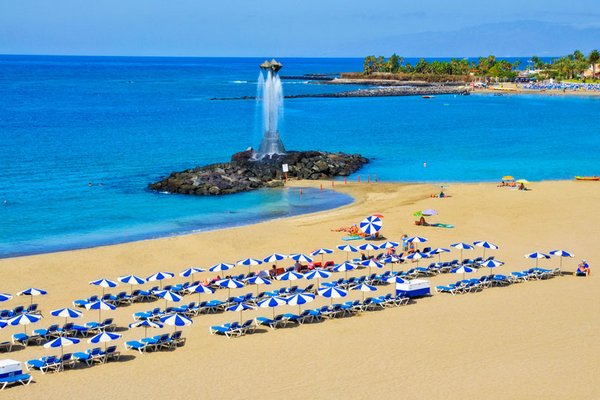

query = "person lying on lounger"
[577,260,590,276]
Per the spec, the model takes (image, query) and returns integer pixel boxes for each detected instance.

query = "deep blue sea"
[1,55,599,258]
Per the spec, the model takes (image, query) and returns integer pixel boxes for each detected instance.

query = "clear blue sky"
[1,0,598,57]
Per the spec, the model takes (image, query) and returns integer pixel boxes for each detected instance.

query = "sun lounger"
[26,356,61,374]
[124,340,150,353]
[73,351,94,366]
[11,333,30,347]
[0,373,32,390]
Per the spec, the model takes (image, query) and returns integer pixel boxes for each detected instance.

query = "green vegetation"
[359,49,600,82]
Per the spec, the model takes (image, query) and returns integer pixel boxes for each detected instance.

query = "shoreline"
[1,179,598,399]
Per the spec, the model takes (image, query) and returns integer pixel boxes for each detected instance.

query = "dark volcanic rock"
[149,149,368,196]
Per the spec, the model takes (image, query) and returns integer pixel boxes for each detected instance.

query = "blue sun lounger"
[0,373,32,390]
[124,340,150,353]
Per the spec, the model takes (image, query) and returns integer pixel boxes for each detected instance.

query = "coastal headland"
[1,179,598,399]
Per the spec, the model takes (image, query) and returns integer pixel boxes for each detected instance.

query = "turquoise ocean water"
[1,56,599,258]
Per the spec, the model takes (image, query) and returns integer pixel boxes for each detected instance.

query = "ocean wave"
[230,80,248,84]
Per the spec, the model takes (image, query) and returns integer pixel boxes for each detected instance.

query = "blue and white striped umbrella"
[311,248,334,256]
[525,252,550,267]
[129,320,163,336]
[407,236,428,243]
[237,258,263,266]
[451,242,474,250]
[452,265,475,279]
[277,271,304,282]
[337,244,358,260]
[179,267,206,278]
[304,269,331,280]
[429,247,451,262]
[216,278,244,289]
[406,251,426,267]
[187,284,215,295]
[44,336,79,356]
[361,259,383,269]
[474,241,499,259]
[89,278,118,295]
[7,313,42,333]
[379,241,399,249]
[0,320,7,329]
[337,244,358,252]
[118,275,146,286]
[289,253,313,263]
[480,259,504,268]
[358,243,379,251]
[549,250,574,268]
[16,288,47,297]
[89,278,118,289]
[17,287,47,305]
[0,293,12,302]
[263,253,287,263]
[382,255,400,264]
[334,262,356,273]
[352,283,377,301]
[386,275,406,284]
[244,276,271,295]
[147,271,174,288]
[51,307,83,320]
[318,287,347,304]
[44,336,80,349]
[227,302,255,322]
[85,299,116,320]
[87,331,122,345]
[154,290,182,305]
[160,313,193,329]
[359,215,382,235]
[286,293,315,313]
[209,263,234,273]
[258,296,287,317]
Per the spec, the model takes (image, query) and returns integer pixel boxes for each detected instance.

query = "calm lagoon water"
[1,55,599,257]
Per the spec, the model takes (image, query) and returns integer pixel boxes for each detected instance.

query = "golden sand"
[1,180,598,399]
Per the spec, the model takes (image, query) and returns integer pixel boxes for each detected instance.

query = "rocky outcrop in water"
[149,150,368,196]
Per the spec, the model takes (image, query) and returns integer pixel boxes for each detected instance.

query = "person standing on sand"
[402,234,409,252]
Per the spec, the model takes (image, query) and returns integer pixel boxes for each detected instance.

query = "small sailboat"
[575,176,600,181]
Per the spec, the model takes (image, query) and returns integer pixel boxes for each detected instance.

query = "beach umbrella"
[406,251,425,267]
[84,300,116,321]
[524,252,550,267]
[429,247,451,263]
[118,275,146,292]
[216,278,244,298]
[129,320,163,337]
[407,236,428,244]
[334,262,356,279]
[209,263,235,273]
[381,255,401,272]
[286,293,315,314]
[359,215,382,235]
[361,259,383,275]
[337,244,358,261]
[179,267,206,280]
[263,254,287,268]
[50,307,83,324]
[422,208,438,216]
[237,258,263,274]
[146,272,174,289]
[386,275,406,286]
[160,313,193,332]
[452,265,475,280]
[0,293,12,303]
[154,290,182,308]
[244,276,271,295]
[0,320,7,329]
[7,313,42,334]
[480,259,504,275]
[473,241,499,259]
[351,283,377,301]
[318,286,347,305]
[227,302,255,323]
[379,241,399,249]
[258,296,287,318]
[358,243,379,258]
[16,288,47,305]
[89,278,118,296]
[502,175,514,181]
[277,271,304,288]
[44,336,80,358]
[289,253,313,263]
[549,250,574,269]
[87,331,122,352]
[311,248,334,263]
[186,283,214,302]
[451,242,474,261]
[304,269,331,288]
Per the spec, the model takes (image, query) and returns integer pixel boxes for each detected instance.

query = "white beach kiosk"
[0,359,32,390]
[395,279,431,298]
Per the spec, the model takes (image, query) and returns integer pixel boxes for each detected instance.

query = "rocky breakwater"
[149,149,369,196]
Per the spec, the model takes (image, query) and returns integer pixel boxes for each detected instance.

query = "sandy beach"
[1,180,598,399]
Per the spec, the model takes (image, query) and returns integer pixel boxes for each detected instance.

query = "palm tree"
[589,50,600,78]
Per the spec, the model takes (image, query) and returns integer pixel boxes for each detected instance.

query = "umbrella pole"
[460,249,463,262]
[98,308,101,322]
[272,307,275,319]
[240,310,243,323]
